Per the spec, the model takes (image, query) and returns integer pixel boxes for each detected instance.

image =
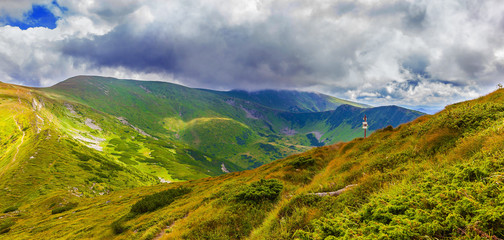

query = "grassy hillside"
[0,81,240,213]
[1,86,502,239]
[44,76,422,168]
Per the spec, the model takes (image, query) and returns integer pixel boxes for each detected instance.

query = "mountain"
[0,75,421,203]
[1,85,502,239]
[45,76,422,169]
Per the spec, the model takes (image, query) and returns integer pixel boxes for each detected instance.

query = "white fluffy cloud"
[0,0,503,112]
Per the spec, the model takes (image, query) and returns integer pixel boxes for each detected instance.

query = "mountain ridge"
[51,75,369,112]
[43,75,423,168]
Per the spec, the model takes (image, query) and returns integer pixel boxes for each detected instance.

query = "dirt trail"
[153,224,171,240]
[308,184,357,197]
[152,213,189,240]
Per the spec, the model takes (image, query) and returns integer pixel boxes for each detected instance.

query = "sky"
[1,0,504,113]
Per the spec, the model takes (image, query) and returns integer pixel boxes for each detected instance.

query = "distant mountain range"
[46,76,423,169]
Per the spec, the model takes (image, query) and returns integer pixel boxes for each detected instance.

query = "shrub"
[3,206,18,213]
[339,160,357,173]
[235,179,283,203]
[289,156,316,169]
[77,163,93,171]
[0,219,14,234]
[130,187,191,214]
[51,202,78,214]
[111,220,128,234]
[383,125,394,131]
[297,157,504,239]
[72,150,91,161]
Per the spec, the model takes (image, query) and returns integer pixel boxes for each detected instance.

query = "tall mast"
[362,115,368,138]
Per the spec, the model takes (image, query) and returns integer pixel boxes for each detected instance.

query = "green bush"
[0,219,15,234]
[235,179,283,203]
[72,150,91,161]
[382,125,394,131]
[111,220,128,234]
[296,158,504,239]
[3,206,18,213]
[289,156,315,169]
[51,202,78,214]
[130,187,191,214]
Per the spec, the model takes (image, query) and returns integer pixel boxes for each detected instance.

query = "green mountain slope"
[0,81,240,211]
[44,75,422,168]
[1,85,503,239]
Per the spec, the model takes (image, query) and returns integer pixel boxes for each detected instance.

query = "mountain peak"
[53,75,117,86]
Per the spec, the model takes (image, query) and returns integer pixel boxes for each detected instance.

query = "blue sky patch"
[3,4,60,30]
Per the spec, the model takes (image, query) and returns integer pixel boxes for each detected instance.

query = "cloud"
[0,0,503,111]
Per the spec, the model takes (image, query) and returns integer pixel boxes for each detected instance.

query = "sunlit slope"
[45,76,422,168]
[0,82,240,212]
[0,83,151,210]
[2,87,502,239]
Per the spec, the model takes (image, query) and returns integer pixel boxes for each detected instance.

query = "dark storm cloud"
[403,3,427,30]
[59,0,439,91]
[453,48,490,78]
[61,14,316,89]
[401,54,430,77]
[62,25,179,73]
